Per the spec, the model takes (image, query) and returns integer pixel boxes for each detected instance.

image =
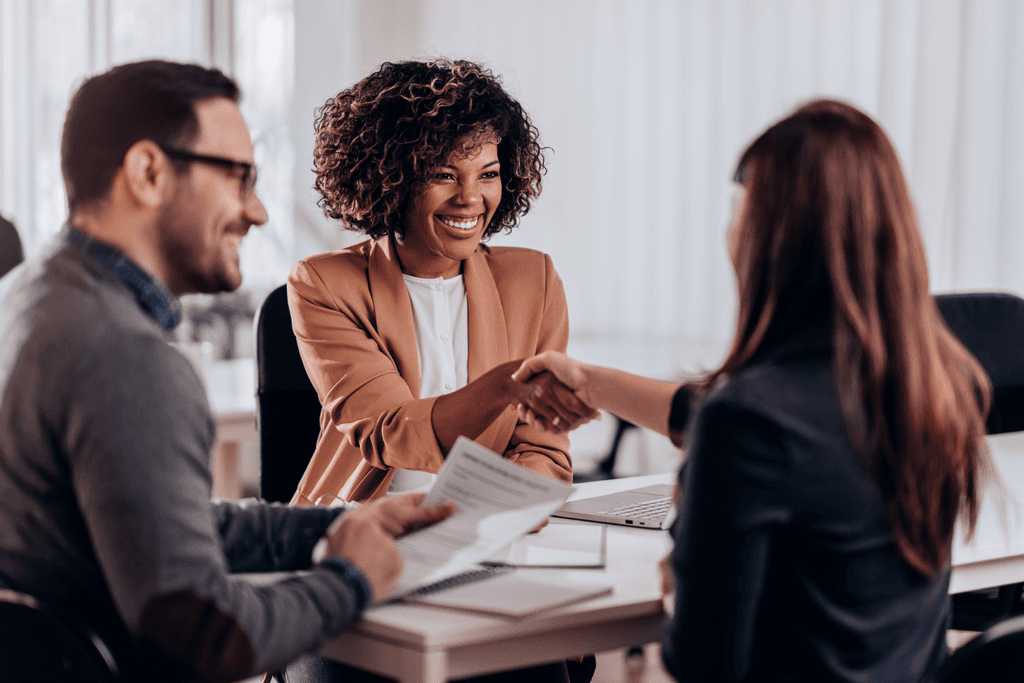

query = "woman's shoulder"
[474,244,557,280]
[714,350,834,411]
[289,239,376,285]
[693,354,847,466]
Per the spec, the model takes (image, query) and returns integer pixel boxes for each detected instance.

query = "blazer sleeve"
[661,397,790,682]
[500,254,573,483]
[288,259,446,482]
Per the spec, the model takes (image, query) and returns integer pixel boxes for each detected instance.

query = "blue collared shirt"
[66,226,182,332]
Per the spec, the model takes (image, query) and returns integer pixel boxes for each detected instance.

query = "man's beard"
[156,194,240,295]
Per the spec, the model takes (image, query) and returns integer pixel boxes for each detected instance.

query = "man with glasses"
[0,60,451,682]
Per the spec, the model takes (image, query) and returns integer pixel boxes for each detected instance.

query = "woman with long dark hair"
[515,99,992,682]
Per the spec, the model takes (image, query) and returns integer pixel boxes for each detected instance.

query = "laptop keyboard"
[600,498,672,520]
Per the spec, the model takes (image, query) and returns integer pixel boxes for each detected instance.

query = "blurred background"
[2,0,1022,483]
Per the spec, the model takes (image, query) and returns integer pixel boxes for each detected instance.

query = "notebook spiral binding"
[403,564,516,597]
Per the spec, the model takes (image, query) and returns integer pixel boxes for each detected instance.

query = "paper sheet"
[391,436,572,595]
[485,523,607,568]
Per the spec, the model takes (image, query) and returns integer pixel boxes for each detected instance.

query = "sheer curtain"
[345,0,1024,377]
[4,0,1022,373]
[0,0,298,294]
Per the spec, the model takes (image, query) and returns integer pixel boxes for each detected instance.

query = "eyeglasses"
[158,144,258,196]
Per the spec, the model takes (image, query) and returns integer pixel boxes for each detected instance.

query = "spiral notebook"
[401,565,613,618]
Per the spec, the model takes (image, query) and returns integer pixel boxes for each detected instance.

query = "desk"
[949,432,1024,593]
[206,358,258,500]
[318,474,672,683]
[318,435,1024,683]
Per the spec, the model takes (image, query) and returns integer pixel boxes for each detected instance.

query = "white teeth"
[437,215,478,230]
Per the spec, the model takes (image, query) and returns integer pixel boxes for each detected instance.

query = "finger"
[542,389,592,426]
[528,391,588,431]
[527,373,596,423]
[395,501,455,536]
[528,517,549,533]
[546,381,599,420]
[518,405,539,426]
[508,378,542,408]
[511,354,551,382]
[374,494,452,535]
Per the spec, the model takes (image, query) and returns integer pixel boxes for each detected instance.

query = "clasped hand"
[511,351,600,434]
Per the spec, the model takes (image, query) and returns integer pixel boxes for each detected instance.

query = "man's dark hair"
[61,59,240,213]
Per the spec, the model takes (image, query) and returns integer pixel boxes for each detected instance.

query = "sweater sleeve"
[68,332,368,682]
[213,499,343,572]
[661,397,790,682]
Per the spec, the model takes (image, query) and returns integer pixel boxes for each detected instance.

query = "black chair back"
[0,589,122,682]
[0,214,25,280]
[255,284,323,504]
[936,292,1024,434]
[936,293,1024,630]
[938,613,1024,682]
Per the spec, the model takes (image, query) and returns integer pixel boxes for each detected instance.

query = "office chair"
[0,213,25,279]
[937,613,1024,683]
[255,284,323,504]
[936,292,1024,434]
[0,589,122,682]
[935,292,1024,631]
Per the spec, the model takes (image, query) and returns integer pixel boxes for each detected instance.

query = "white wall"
[290,0,1024,383]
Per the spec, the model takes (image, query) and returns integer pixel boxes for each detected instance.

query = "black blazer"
[662,330,949,683]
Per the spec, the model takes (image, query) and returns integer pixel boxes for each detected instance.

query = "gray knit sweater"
[0,229,369,682]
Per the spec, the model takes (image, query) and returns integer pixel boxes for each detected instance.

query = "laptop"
[552,484,677,529]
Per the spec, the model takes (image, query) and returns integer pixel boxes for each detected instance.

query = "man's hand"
[511,352,600,433]
[323,493,453,602]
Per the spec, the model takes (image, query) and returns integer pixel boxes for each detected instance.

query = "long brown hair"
[702,99,991,577]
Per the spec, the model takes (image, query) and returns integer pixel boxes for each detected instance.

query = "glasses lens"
[242,165,257,196]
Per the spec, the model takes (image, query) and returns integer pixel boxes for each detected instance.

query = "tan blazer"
[287,236,573,505]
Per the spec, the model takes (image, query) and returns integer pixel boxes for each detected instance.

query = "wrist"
[489,359,524,404]
[320,555,374,613]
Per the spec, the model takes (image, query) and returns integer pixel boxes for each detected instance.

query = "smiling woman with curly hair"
[284,55,597,683]
[287,58,594,508]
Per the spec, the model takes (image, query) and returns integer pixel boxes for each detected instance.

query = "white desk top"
[345,474,673,650]
[313,449,1024,683]
[949,432,1024,592]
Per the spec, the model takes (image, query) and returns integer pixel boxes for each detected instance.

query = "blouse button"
[445,382,453,390]
[435,284,444,292]
[440,332,448,340]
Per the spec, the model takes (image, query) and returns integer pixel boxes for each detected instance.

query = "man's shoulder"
[3,247,171,373]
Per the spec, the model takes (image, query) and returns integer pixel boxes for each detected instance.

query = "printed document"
[391,436,573,596]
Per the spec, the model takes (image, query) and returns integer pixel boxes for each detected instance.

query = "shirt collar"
[66,226,182,331]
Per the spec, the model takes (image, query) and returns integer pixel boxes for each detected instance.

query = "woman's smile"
[436,214,481,230]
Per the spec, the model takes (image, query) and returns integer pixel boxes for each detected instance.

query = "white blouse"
[388,273,469,492]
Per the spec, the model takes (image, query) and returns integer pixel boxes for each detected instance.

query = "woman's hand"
[513,370,601,434]
[512,352,600,433]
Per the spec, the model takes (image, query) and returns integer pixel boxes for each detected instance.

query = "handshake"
[509,351,603,434]
[322,351,647,604]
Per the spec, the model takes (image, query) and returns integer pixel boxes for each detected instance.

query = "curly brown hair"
[313,59,546,239]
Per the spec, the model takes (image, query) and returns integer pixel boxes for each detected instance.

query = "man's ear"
[122,140,173,209]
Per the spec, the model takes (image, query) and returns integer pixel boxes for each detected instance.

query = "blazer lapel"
[464,247,509,381]
[368,237,421,399]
